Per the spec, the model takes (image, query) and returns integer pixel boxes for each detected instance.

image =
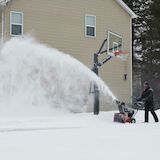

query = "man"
[137,81,159,123]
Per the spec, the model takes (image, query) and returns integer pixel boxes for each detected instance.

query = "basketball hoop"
[107,31,129,61]
[114,50,129,60]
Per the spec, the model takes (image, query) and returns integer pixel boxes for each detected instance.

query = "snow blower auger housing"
[114,101,136,123]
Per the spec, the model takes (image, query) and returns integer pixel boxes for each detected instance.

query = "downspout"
[130,17,133,102]
[130,15,138,103]
[1,0,11,48]
[1,5,4,48]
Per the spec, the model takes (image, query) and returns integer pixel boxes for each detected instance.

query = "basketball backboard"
[107,31,123,57]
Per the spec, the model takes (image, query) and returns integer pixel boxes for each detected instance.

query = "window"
[85,15,96,37]
[10,11,23,36]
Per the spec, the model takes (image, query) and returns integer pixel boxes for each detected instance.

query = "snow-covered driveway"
[0,111,160,160]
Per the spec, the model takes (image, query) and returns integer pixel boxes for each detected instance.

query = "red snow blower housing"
[114,101,137,123]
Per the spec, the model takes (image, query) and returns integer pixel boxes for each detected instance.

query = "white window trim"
[10,11,23,36]
[85,14,96,38]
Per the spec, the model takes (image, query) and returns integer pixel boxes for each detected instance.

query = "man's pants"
[145,106,159,122]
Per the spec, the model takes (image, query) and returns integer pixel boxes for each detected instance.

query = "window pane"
[87,26,95,36]
[11,24,22,35]
[86,16,95,26]
[11,12,22,24]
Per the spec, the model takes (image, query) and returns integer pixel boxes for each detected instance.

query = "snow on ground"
[0,110,160,160]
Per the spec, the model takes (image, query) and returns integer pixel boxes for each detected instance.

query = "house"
[0,0,137,110]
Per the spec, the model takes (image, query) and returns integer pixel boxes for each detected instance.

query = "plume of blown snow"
[0,37,116,114]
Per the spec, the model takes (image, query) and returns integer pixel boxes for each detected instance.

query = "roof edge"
[0,0,138,19]
[116,0,138,19]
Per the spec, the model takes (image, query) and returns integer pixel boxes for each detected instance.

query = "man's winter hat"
[144,81,149,86]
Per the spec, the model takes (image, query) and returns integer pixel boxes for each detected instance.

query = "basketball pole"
[92,36,122,115]
[93,53,99,115]
[92,38,109,115]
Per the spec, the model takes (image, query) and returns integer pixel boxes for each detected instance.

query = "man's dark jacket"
[139,87,154,107]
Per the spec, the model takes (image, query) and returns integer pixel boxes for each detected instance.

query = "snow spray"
[0,37,116,114]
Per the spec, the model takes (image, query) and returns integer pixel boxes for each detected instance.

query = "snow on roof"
[116,0,138,19]
[0,0,11,6]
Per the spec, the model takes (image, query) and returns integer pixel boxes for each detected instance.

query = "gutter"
[116,0,138,19]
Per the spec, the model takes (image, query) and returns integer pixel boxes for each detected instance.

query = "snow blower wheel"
[131,118,136,123]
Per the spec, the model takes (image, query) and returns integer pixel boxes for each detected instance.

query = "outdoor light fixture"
[124,74,127,80]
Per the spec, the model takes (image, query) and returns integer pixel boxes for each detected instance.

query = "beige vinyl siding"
[2,0,132,110]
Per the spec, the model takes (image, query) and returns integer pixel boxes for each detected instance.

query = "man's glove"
[142,98,146,103]
[136,97,141,101]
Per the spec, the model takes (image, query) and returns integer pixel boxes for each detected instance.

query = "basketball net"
[113,50,129,61]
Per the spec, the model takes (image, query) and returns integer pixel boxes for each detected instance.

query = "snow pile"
[0,37,116,115]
